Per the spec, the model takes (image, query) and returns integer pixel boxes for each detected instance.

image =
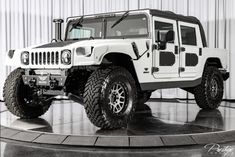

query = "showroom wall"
[0,0,235,100]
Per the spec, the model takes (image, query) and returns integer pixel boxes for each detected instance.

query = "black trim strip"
[140,78,202,91]
[174,46,178,54]
[185,53,198,66]
[131,42,140,59]
[159,51,175,66]
[34,41,77,48]
[199,48,202,56]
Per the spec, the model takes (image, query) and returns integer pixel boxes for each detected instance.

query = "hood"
[32,39,136,50]
[34,40,78,48]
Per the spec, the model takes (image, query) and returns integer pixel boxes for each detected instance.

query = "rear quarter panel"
[198,48,229,77]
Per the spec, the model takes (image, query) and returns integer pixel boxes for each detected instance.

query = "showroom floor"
[1,99,235,156]
[1,140,235,157]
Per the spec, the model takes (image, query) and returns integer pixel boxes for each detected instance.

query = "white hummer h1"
[4,9,229,129]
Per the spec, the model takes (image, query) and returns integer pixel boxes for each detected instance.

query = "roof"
[66,9,207,47]
[150,9,207,47]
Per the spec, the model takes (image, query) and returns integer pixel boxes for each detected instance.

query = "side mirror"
[52,19,64,42]
[165,30,174,43]
[155,30,175,50]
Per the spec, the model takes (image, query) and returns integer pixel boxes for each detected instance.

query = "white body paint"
[5,9,229,90]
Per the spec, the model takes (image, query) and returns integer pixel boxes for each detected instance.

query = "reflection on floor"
[1,100,234,136]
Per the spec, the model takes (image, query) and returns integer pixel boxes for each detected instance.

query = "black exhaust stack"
[53,19,64,42]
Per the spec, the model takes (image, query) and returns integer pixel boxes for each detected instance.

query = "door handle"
[180,47,186,52]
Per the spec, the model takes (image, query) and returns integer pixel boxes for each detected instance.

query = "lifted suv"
[4,9,229,129]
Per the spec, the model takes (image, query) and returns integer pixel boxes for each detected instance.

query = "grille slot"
[56,51,59,64]
[31,52,34,65]
[51,52,55,64]
[30,51,60,65]
[35,52,38,65]
[43,52,46,65]
[39,52,42,65]
[47,52,50,65]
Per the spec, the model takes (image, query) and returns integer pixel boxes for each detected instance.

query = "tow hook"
[49,78,59,89]
[29,78,36,87]
[37,90,43,96]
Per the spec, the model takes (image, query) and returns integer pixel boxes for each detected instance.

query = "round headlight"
[21,51,29,65]
[61,50,71,65]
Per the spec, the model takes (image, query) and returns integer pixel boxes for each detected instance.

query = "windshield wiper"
[69,38,80,41]
[111,11,129,28]
[69,16,84,32]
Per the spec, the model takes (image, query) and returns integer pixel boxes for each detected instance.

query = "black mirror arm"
[153,41,167,50]
[158,42,167,50]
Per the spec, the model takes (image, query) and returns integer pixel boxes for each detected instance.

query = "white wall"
[0,0,235,100]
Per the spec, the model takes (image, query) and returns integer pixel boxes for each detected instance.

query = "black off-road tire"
[3,68,52,118]
[83,66,137,129]
[194,66,224,109]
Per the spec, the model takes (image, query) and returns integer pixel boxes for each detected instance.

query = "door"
[152,17,179,79]
[178,22,202,78]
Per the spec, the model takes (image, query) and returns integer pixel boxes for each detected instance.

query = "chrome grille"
[30,51,60,65]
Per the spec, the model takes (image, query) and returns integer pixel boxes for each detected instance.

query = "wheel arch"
[101,52,140,89]
[205,57,223,68]
[204,57,229,80]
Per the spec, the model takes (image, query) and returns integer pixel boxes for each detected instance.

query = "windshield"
[106,14,148,38]
[66,14,148,40]
[66,18,103,40]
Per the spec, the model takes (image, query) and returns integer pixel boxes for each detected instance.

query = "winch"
[22,74,67,89]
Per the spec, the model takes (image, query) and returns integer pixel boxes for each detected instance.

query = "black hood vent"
[34,40,77,49]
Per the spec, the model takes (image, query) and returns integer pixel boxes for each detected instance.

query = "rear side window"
[180,26,197,46]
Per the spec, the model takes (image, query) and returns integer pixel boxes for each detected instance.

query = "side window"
[180,26,197,46]
[155,21,174,43]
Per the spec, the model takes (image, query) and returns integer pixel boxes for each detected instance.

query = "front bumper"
[220,69,230,81]
[22,75,67,88]
[222,72,230,81]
